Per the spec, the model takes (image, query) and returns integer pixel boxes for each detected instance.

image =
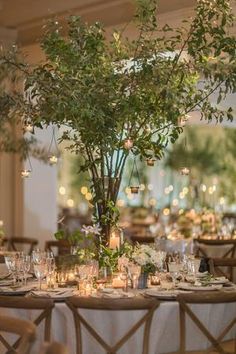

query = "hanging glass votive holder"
[48,155,58,165]
[146,158,156,167]
[23,122,34,133]
[178,114,190,127]
[180,167,190,176]
[48,126,60,166]
[130,186,140,194]
[21,169,31,178]
[123,138,133,150]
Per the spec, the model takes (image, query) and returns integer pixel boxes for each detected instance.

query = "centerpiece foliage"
[0,0,235,244]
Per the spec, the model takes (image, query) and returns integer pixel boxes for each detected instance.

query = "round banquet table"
[0,295,235,354]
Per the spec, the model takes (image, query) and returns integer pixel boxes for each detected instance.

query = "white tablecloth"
[0,298,235,354]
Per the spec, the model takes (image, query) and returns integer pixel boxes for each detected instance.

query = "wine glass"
[4,254,17,285]
[21,255,31,285]
[128,264,141,289]
[34,261,47,290]
[168,262,182,286]
[32,250,47,290]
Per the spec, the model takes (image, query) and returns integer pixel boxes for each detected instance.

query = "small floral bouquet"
[131,244,165,274]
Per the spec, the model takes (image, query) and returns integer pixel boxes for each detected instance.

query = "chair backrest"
[0,296,54,345]
[194,238,236,259]
[40,342,69,354]
[66,296,159,354]
[177,292,236,354]
[45,240,71,256]
[208,257,236,282]
[8,237,38,254]
[0,315,36,354]
[130,235,155,244]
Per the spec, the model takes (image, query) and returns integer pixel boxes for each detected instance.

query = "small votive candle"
[123,138,133,150]
[21,169,31,178]
[180,167,190,176]
[109,233,120,249]
[112,276,125,289]
[24,123,34,133]
[130,186,139,194]
[49,155,58,165]
[146,159,155,167]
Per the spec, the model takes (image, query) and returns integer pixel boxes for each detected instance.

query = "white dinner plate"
[145,289,185,300]
[92,291,135,299]
[30,288,75,300]
[177,283,222,291]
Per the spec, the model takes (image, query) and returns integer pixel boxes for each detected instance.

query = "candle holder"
[21,169,31,178]
[130,186,139,194]
[180,167,190,176]
[47,126,60,165]
[123,138,133,150]
[128,158,141,194]
[146,158,156,167]
[48,155,58,165]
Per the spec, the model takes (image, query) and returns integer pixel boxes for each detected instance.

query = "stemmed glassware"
[168,262,182,286]
[4,253,18,285]
[127,264,141,289]
[32,250,48,290]
[21,255,31,285]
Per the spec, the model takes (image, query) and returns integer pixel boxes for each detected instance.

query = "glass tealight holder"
[46,272,56,289]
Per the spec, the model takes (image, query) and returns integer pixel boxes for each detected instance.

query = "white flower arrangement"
[81,224,102,236]
[131,244,166,273]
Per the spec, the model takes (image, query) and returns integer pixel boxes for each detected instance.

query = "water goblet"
[22,255,31,285]
[34,261,47,290]
[4,254,17,285]
[168,262,182,286]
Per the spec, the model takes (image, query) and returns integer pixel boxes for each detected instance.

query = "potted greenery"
[0,0,235,245]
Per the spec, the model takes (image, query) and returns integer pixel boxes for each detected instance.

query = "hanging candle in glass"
[180,137,190,176]
[128,159,140,194]
[21,151,32,178]
[178,114,190,127]
[48,126,60,165]
[180,166,190,176]
[123,137,133,150]
[146,158,156,167]
[23,118,34,133]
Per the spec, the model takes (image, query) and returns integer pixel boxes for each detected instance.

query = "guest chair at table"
[208,257,236,282]
[40,342,69,354]
[0,315,36,354]
[45,240,71,256]
[130,235,155,244]
[177,292,236,354]
[194,238,236,259]
[8,237,39,255]
[66,297,159,354]
[0,296,54,346]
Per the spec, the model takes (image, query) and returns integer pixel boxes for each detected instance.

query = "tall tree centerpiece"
[0,0,235,244]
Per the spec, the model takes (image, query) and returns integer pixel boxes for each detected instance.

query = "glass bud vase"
[138,272,148,289]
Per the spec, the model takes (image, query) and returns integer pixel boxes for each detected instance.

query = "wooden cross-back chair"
[177,292,236,354]
[40,342,69,354]
[208,258,236,282]
[66,297,159,354]
[45,240,71,256]
[0,315,36,354]
[194,239,236,281]
[8,237,38,255]
[194,239,236,259]
[0,296,54,348]
[130,235,155,244]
